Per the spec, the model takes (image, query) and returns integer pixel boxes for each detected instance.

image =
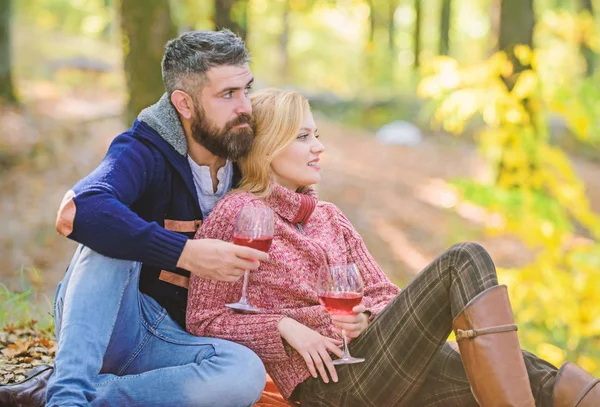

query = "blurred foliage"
[171,0,213,31]
[15,0,116,39]
[537,9,600,147]
[310,94,423,130]
[0,268,53,331]
[419,9,600,374]
[9,0,499,97]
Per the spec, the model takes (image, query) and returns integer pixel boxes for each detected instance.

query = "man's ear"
[170,90,193,120]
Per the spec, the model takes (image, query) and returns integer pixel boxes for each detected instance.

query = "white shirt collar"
[187,156,233,218]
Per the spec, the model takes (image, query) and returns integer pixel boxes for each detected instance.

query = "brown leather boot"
[0,364,53,407]
[553,362,600,406]
[452,285,536,407]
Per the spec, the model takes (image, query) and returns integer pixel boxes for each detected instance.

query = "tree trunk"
[363,0,376,87]
[214,0,248,42]
[386,1,399,84]
[579,0,595,76]
[366,0,375,46]
[497,0,539,189]
[278,0,290,83]
[489,0,501,55]
[413,0,422,68]
[580,0,593,12]
[0,0,17,104]
[388,0,396,53]
[120,0,176,124]
[498,0,535,84]
[439,0,452,55]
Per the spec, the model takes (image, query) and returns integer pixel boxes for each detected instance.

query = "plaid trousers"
[292,242,558,407]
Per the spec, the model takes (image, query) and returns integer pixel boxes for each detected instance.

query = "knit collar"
[265,183,318,225]
[137,93,188,156]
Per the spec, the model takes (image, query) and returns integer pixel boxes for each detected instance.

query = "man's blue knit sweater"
[61,94,239,327]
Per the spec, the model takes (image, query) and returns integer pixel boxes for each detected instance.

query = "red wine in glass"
[316,263,365,365]
[226,206,274,313]
[232,236,273,253]
[318,292,363,315]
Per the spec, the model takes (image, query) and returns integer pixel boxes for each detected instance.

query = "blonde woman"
[186,88,599,406]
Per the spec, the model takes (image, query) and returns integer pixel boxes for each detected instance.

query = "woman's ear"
[170,91,193,120]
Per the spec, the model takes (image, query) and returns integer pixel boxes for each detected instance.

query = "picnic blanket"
[254,375,297,406]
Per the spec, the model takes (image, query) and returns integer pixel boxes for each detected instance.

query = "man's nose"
[236,93,252,115]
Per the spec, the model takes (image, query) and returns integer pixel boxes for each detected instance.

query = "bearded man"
[0,30,268,407]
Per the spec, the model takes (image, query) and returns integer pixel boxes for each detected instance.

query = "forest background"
[1,0,599,381]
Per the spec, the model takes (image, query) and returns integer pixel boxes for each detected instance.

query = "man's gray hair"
[161,29,250,96]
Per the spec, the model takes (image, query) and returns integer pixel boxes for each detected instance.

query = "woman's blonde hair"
[237,88,310,197]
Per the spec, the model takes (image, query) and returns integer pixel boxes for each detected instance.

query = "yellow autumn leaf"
[514,45,533,67]
[537,343,566,367]
[512,70,538,100]
[577,356,598,374]
[1,340,32,358]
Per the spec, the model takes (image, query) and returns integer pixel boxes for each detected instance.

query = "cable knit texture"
[186,183,401,399]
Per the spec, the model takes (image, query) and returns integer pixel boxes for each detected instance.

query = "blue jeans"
[47,245,266,407]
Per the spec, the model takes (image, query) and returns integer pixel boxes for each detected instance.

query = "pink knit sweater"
[186,183,401,399]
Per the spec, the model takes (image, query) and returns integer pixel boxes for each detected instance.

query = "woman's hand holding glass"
[330,304,370,339]
[316,263,366,364]
[278,317,343,384]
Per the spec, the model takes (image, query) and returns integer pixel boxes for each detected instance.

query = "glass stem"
[239,270,250,305]
[341,329,350,358]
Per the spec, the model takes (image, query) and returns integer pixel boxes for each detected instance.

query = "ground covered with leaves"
[0,322,55,385]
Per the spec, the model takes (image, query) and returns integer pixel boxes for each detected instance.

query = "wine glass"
[225,206,274,312]
[316,263,365,365]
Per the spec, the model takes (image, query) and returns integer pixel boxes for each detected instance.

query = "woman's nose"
[312,139,325,154]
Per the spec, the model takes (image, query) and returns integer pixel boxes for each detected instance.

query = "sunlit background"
[1,0,599,375]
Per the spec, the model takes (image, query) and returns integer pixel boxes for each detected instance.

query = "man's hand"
[177,239,268,282]
[278,317,342,384]
[330,304,370,339]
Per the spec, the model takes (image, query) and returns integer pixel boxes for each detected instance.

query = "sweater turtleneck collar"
[265,183,318,226]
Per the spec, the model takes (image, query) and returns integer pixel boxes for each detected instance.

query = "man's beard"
[190,104,255,160]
